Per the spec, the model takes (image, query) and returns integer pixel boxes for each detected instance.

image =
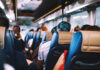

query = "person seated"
[13,25,25,52]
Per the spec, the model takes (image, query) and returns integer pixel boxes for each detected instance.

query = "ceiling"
[17,0,76,22]
[1,0,76,22]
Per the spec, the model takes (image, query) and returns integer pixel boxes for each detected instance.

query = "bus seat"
[58,31,73,45]
[33,31,41,50]
[24,32,34,46]
[40,31,45,38]
[49,31,73,50]
[0,27,29,70]
[41,31,47,43]
[41,31,52,44]
[46,31,52,41]
[31,32,37,48]
[49,32,58,50]
[45,31,73,70]
[0,45,9,70]
[65,31,100,70]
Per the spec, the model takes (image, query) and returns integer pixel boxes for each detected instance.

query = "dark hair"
[36,27,40,31]
[81,24,90,30]
[29,29,34,32]
[0,17,9,29]
[86,26,100,31]
[13,25,20,32]
[74,25,80,32]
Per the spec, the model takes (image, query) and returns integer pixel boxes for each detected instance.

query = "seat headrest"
[0,27,5,49]
[40,31,45,38]
[81,31,100,53]
[58,31,73,44]
[46,31,52,40]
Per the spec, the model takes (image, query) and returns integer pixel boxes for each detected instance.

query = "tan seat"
[46,31,52,41]
[58,31,73,44]
[40,31,45,38]
[81,31,100,53]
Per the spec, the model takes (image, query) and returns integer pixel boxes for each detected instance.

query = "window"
[70,11,89,29]
[96,7,100,27]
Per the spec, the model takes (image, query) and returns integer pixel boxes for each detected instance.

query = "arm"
[53,53,64,70]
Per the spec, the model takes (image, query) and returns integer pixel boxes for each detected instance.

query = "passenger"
[13,25,25,52]
[86,25,100,31]
[74,25,80,32]
[57,21,71,31]
[81,24,90,30]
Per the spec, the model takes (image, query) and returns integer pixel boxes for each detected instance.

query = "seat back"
[0,27,29,70]
[45,31,73,70]
[65,31,100,70]
[49,32,58,51]
[33,31,41,50]
[40,31,45,38]
[24,32,34,46]
[41,31,47,43]
[0,46,5,70]
[58,31,73,44]
[31,32,37,48]
[46,31,52,41]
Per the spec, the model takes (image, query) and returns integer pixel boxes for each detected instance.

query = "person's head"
[40,26,48,31]
[13,25,20,34]
[57,21,71,31]
[36,27,41,31]
[0,8,9,29]
[0,17,9,29]
[81,24,90,30]
[74,25,80,32]
[29,29,34,32]
[86,26,100,31]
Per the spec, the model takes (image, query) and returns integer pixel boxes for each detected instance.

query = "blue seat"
[0,46,5,70]
[41,31,47,43]
[24,32,34,46]
[30,32,37,48]
[49,32,58,51]
[0,28,29,70]
[41,31,52,44]
[45,31,73,70]
[33,31,41,50]
[64,31,100,70]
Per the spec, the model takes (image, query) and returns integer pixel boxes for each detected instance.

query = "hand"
[26,59,33,66]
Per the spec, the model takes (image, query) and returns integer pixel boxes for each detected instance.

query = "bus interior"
[0,0,100,70]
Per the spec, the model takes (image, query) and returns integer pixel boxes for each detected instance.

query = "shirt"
[38,41,51,70]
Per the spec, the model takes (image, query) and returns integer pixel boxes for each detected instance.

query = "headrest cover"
[58,31,73,44]
[46,31,52,40]
[0,27,5,49]
[81,31,100,53]
[40,31,45,38]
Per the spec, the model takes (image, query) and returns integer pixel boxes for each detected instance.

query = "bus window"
[96,7,100,27]
[70,11,89,29]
